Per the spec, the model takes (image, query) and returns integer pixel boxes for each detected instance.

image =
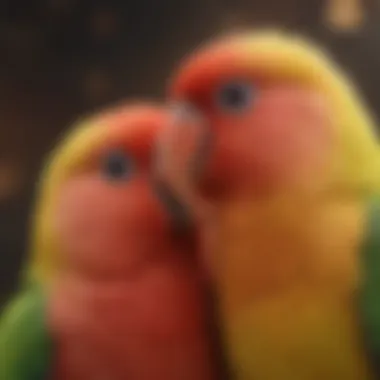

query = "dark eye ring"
[102,149,134,181]
[217,81,255,112]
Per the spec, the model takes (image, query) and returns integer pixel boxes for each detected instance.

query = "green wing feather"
[0,285,52,380]
[360,198,380,370]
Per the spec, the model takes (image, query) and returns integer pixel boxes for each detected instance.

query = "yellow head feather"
[234,30,380,194]
[26,116,109,286]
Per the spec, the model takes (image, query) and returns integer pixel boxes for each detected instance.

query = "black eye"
[102,150,134,181]
[217,82,254,112]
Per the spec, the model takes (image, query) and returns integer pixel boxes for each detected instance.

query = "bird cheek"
[200,141,241,198]
[199,120,259,197]
[130,185,170,237]
[52,180,107,271]
[204,113,333,196]
[51,178,154,274]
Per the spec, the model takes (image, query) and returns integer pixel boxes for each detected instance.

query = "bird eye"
[217,81,254,112]
[102,149,134,181]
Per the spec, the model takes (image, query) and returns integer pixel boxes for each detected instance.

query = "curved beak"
[151,103,206,241]
[154,102,217,276]
[155,103,211,218]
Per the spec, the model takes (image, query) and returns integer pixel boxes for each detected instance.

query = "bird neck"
[213,192,365,322]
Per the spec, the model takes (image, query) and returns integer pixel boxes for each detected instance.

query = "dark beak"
[153,179,194,238]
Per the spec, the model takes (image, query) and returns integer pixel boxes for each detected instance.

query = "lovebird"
[0,103,218,380]
[155,30,380,380]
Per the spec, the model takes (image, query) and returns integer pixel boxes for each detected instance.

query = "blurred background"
[0,0,380,306]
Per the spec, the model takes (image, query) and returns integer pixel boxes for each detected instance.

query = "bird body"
[0,103,216,380]
[155,30,380,379]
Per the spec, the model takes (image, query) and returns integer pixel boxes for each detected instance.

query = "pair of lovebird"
[2,29,380,380]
